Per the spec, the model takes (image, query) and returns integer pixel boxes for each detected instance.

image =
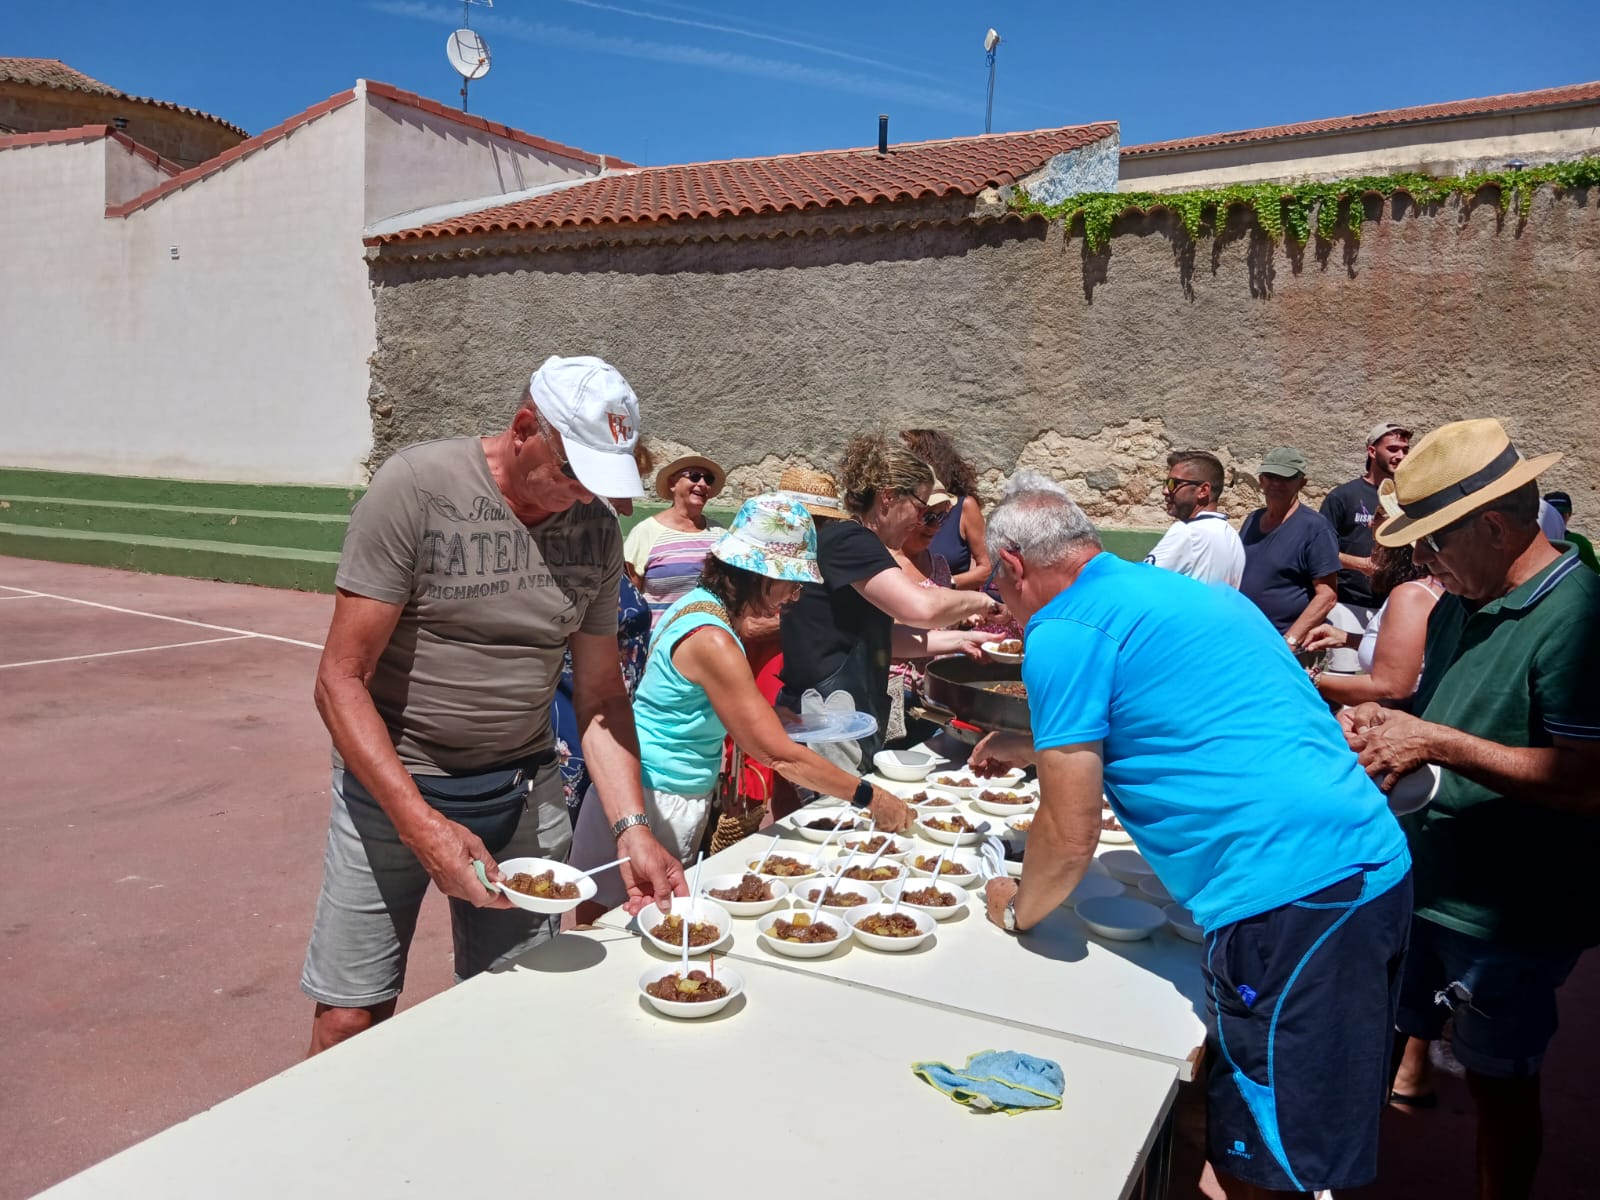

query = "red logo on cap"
[607,413,633,444]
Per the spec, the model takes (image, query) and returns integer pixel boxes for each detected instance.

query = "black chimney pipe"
[878,114,888,156]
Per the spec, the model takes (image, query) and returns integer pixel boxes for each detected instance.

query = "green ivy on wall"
[1010,157,1600,252]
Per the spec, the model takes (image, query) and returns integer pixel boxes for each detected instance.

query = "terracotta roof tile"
[0,56,247,137]
[382,122,1117,243]
[1123,80,1600,157]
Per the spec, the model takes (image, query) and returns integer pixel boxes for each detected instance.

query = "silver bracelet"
[610,812,651,839]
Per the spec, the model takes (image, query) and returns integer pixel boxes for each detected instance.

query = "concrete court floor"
[2,556,1597,1199]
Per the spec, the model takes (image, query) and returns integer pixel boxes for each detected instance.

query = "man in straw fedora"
[1342,418,1600,1200]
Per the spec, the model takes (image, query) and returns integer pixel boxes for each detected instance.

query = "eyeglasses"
[1421,513,1478,555]
[533,411,579,481]
[1163,477,1205,493]
[678,470,714,485]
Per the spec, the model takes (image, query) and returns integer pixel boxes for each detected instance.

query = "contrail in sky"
[550,0,948,83]
[371,1,970,116]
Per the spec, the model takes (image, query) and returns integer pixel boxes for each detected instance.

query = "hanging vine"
[1010,157,1600,252]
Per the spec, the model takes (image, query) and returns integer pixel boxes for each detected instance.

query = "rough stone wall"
[0,84,243,167]
[368,186,1599,527]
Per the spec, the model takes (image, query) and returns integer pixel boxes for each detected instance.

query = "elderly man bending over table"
[972,471,1410,1200]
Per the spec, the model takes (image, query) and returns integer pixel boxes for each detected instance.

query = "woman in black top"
[778,434,998,772]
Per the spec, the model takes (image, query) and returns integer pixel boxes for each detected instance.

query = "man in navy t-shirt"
[974,470,1409,1197]
[1240,447,1341,655]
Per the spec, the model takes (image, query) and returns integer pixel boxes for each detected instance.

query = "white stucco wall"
[0,82,620,486]
[0,101,377,484]
[1121,105,1600,192]
[363,91,604,226]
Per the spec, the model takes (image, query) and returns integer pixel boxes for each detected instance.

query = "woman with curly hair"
[900,429,993,590]
[778,434,998,774]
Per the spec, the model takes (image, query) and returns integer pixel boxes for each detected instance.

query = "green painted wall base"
[0,468,357,593]
[0,469,1164,594]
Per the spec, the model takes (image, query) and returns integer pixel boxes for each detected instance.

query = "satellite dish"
[447,28,492,81]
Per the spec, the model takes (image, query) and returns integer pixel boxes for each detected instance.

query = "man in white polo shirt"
[1144,450,1245,587]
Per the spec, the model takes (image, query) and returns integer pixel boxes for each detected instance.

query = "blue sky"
[12,1,1599,167]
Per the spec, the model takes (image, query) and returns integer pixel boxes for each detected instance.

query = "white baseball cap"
[528,355,645,498]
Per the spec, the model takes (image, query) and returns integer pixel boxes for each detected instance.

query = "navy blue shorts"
[1204,858,1412,1193]
[1396,916,1580,1079]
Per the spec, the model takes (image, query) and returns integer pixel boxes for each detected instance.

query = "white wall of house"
[363,91,602,225]
[0,82,613,486]
[1121,105,1600,192]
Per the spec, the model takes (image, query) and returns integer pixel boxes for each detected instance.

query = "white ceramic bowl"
[903,848,982,886]
[872,748,939,782]
[700,872,789,918]
[636,898,732,957]
[638,962,743,1019]
[791,807,866,843]
[924,767,1027,798]
[846,902,937,952]
[1063,872,1125,908]
[916,814,991,846]
[1076,895,1167,942]
[832,858,908,887]
[756,908,851,958]
[972,787,1039,818]
[836,831,917,861]
[1099,849,1155,885]
[1165,903,1204,944]
[980,639,1024,664]
[494,857,597,915]
[904,785,965,812]
[1137,875,1173,904]
[745,848,826,883]
[882,876,968,921]
[788,877,881,916]
[1387,763,1442,816]
[1004,814,1034,842]
[1098,808,1134,845]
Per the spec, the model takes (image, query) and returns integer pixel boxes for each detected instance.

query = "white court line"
[0,634,254,671]
[0,594,48,601]
[0,589,325,650]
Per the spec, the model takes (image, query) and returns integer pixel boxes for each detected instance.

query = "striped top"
[623,515,725,624]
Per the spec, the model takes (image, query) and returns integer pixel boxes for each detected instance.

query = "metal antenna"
[447,0,494,112]
[984,28,1001,134]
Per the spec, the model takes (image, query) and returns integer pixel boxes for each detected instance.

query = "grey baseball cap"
[1259,447,1309,478]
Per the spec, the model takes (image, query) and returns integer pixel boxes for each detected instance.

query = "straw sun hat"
[776,465,850,521]
[654,454,726,502]
[1375,418,1561,547]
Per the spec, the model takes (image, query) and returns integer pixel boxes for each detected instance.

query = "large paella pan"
[920,656,1031,736]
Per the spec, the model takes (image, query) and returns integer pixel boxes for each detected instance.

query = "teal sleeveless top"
[633,587,742,794]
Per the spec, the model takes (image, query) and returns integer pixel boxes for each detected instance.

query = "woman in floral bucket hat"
[568,493,914,918]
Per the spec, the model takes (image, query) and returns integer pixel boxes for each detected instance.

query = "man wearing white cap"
[302,355,687,1053]
[1319,421,1411,672]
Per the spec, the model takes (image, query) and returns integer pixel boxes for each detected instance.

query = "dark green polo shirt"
[1405,548,1600,953]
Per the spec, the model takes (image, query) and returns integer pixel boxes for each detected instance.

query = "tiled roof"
[381,122,1118,243]
[0,56,247,137]
[1123,80,1600,157]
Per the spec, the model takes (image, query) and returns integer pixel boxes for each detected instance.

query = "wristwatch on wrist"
[1285,633,1301,650]
[850,778,875,809]
[610,812,651,839]
[1002,896,1021,934]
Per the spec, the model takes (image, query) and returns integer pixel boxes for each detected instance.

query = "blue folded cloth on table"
[912,1049,1064,1113]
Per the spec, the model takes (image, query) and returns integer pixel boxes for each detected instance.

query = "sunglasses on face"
[1422,513,1478,555]
[533,411,579,481]
[1163,477,1204,493]
[919,506,948,528]
[678,470,714,485]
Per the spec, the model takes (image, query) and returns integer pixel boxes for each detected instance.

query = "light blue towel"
[912,1050,1064,1113]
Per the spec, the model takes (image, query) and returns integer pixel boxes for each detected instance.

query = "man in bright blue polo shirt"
[973,471,1410,1199]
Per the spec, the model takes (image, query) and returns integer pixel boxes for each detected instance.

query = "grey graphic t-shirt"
[334,437,622,774]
